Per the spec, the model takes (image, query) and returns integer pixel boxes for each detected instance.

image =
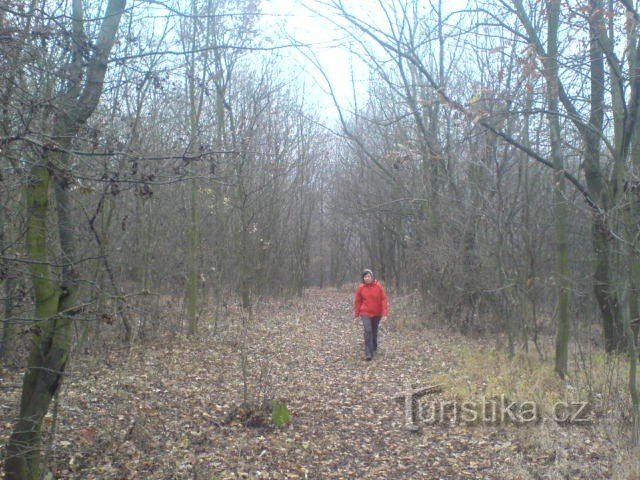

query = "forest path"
[249,287,505,479]
[3,288,595,479]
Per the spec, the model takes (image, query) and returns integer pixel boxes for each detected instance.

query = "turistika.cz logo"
[393,383,591,431]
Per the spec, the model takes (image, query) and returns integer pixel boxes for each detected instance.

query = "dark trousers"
[361,316,381,359]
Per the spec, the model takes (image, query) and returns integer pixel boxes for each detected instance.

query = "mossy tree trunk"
[5,162,63,479]
[4,0,125,477]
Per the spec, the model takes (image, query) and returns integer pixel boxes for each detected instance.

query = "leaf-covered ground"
[0,288,633,478]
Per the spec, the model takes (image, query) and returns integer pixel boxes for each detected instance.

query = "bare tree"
[4,0,126,476]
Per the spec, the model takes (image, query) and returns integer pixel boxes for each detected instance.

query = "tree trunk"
[5,163,65,479]
[585,0,624,352]
[238,213,251,309]
[0,185,15,366]
[546,0,571,378]
[591,211,623,352]
[629,256,640,447]
[5,0,125,475]
[186,178,200,333]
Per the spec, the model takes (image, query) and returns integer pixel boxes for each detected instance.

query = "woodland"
[2,0,640,478]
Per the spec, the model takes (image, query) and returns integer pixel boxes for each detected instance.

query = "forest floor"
[1,288,638,479]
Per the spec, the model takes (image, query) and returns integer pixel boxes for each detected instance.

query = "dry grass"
[389,291,640,479]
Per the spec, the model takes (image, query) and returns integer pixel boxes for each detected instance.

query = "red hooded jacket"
[354,280,389,318]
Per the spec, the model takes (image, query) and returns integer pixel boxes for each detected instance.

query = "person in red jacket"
[354,269,389,361]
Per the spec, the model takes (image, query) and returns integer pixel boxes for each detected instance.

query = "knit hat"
[362,269,374,279]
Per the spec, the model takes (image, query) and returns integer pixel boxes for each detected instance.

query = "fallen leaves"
[0,288,625,478]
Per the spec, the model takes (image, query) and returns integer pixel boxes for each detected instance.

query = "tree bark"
[4,0,125,476]
[5,162,63,479]
[586,0,623,352]
[0,183,14,366]
[187,178,201,333]
[512,0,625,352]
[545,0,571,378]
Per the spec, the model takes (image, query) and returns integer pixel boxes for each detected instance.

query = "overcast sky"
[258,0,371,122]
[257,0,471,123]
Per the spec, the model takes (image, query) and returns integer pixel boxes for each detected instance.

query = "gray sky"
[258,0,470,122]
[258,0,370,121]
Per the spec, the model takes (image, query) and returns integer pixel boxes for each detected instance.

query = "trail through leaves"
[0,288,618,478]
